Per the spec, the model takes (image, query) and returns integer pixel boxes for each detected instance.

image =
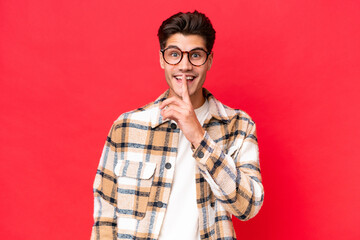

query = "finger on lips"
[159,78,191,111]
[181,78,191,103]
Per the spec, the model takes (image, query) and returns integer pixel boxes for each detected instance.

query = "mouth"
[173,74,196,84]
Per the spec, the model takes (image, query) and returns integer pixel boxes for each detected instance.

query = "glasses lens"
[164,48,182,65]
[189,49,207,66]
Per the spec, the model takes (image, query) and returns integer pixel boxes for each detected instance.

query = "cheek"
[198,68,208,78]
[164,66,175,77]
[164,69,174,84]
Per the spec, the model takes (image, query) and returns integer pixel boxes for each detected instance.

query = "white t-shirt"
[158,99,210,240]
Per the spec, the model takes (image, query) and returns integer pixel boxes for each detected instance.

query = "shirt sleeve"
[91,125,118,240]
[192,120,264,221]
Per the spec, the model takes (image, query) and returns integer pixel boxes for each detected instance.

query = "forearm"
[91,142,118,239]
[193,130,264,220]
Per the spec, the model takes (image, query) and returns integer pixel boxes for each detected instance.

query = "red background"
[1,0,360,239]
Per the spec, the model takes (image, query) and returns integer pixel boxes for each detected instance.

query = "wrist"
[191,129,205,149]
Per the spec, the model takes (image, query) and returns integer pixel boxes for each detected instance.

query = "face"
[160,33,213,104]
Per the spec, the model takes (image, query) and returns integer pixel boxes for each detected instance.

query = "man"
[91,11,264,240]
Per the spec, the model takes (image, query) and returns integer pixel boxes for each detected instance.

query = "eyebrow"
[166,45,208,52]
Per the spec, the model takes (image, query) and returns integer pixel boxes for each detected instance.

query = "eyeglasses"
[160,46,211,66]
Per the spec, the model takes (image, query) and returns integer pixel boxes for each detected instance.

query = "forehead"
[165,33,207,51]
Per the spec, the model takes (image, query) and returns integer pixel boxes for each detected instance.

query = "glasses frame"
[160,46,211,67]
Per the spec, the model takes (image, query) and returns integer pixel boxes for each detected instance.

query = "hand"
[159,79,205,148]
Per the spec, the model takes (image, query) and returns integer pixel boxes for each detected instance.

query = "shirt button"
[157,202,163,208]
[170,123,177,129]
[197,151,204,158]
[165,162,172,169]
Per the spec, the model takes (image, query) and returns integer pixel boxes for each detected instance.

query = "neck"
[191,92,205,109]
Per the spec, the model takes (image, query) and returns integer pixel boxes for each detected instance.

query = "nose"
[178,53,193,71]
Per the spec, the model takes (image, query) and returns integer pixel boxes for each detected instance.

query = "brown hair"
[157,10,216,52]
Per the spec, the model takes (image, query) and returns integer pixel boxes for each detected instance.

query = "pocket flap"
[115,160,156,179]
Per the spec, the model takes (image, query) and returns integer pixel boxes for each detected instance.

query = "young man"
[91,11,264,240]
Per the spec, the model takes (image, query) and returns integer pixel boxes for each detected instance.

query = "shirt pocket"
[114,160,156,220]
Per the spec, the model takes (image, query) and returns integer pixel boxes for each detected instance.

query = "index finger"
[182,78,191,104]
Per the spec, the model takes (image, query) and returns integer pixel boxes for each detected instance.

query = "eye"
[170,52,180,57]
[191,51,203,58]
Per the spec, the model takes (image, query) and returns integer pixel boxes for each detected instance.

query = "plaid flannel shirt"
[91,88,264,240]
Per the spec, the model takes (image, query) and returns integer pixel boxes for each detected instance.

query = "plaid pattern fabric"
[91,88,264,240]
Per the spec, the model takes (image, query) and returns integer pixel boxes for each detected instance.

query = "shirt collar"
[150,88,230,129]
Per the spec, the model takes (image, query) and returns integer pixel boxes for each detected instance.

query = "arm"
[192,121,264,221]
[159,79,264,220]
[91,125,118,240]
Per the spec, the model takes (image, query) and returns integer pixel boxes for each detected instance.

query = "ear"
[206,52,213,70]
[159,51,165,69]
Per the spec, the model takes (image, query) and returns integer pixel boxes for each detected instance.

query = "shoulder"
[223,104,256,126]
[218,102,258,143]
[112,100,157,126]
[209,92,255,126]
[212,99,257,139]
[204,88,255,128]
[105,100,158,142]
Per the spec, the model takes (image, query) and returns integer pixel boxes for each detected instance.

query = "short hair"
[157,10,216,53]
